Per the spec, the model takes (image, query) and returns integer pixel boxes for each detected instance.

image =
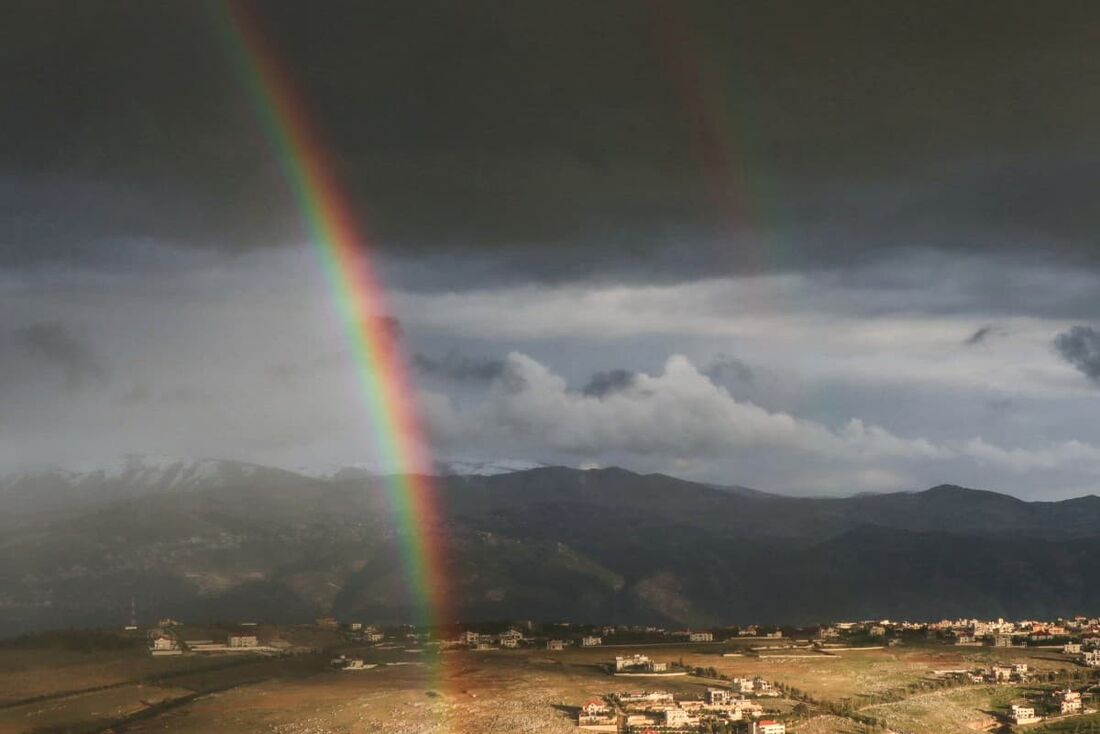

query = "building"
[150,636,176,651]
[751,720,786,734]
[1053,689,1082,715]
[227,634,258,648]
[663,708,695,728]
[546,639,565,651]
[1010,705,1041,724]
[578,700,615,729]
[582,636,602,647]
[501,637,519,648]
[499,628,524,644]
[705,688,734,706]
[688,631,714,642]
[869,625,886,637]
[731,677,755,694]
[366,631,384,643]
[330,655,373,671]
[614,654,668,673]
[148,636,180,654]
[993,634,1014,648]
[1083,650,1100,667]
[1064,642,1083,654]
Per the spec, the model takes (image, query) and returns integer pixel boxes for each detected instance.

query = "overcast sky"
[4,1,1100,498]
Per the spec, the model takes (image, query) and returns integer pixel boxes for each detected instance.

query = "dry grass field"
[0,633,1092,734]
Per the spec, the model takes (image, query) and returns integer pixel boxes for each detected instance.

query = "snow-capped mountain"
[0,454,294,493]
[433,458,551,476]
[0,454,318,525]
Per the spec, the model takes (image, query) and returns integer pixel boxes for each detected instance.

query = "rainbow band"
[210,1,448,634]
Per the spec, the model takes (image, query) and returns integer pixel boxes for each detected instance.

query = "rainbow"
[209,2,450,637]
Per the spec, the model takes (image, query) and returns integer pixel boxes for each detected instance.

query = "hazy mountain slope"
[0,463,1098,635]
[0,456,321,529]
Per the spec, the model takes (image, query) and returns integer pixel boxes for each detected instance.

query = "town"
[118,612,1100,733]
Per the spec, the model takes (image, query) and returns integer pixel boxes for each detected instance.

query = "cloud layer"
[424,353,1100,488]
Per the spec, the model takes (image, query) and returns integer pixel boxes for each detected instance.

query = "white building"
[730,677,755,694]
[751,720,786,734]
[688,631,714,642]
[578,699,616,729]
[663,708,696,728]
[1054,689,1082,715]
[227,634,258,648]
[149,636,181,654]
[582,636,602,647]
[499,628,524,644]
[1010,704,1041,724]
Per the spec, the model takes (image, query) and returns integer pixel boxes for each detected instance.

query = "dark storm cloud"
[13,323,107,392]
[1054,326,1100,384]
[581,369,639,397]
[5,1,1100,281]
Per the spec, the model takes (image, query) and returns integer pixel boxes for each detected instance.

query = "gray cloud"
[413,352,508,383]
[1054,325,1100,383]
[964,324,1007,346]
[703,354,755,384]
[582,369,639,397]
[13,323,107,392]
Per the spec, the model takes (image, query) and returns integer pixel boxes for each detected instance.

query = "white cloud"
[423,352,1100,484]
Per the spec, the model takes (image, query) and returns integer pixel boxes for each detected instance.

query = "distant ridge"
[2,462,1099,636]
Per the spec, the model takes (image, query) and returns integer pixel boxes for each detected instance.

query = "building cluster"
[925,615,1100,648]
[813,614,1100,656]
[453,628,527,650]
[729,677,779,697]
[613,654,671,674]
[1009,688,1093,725]
[964,663,1030,684]
[147,628,266,656]
[578,688,778,733]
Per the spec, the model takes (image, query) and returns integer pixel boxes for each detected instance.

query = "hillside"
[1,460,1098,635]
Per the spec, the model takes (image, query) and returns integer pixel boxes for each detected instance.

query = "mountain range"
[1,457,1099,636]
